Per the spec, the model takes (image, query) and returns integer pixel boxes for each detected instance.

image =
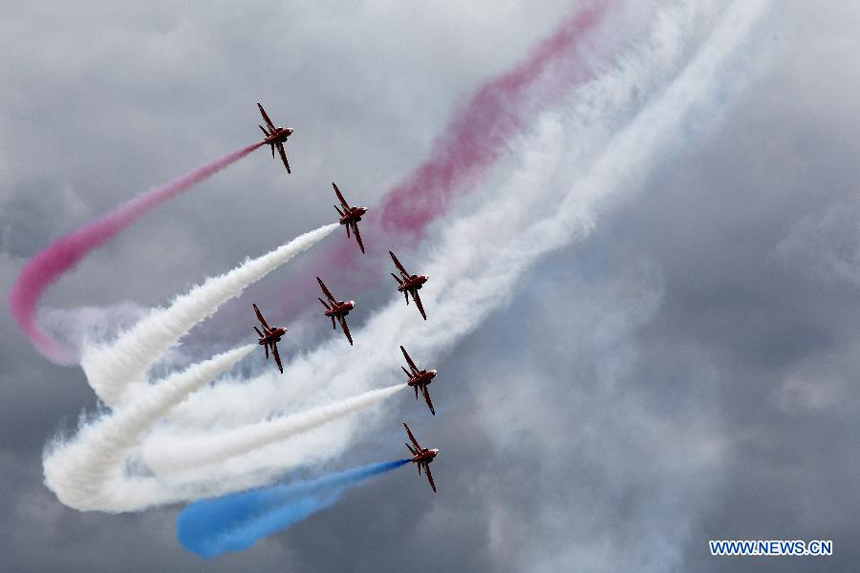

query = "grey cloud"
[3,0,860,571]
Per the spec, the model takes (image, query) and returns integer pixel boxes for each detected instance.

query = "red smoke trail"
[379,2,609,237]
[276,2,612,317]
[8,141,265,364]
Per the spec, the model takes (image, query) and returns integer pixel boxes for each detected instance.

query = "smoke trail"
[39,0,773,516]
[151,0,771,478]
[8,140,265,364]
[378,2,609,237]
[81,223,338,407]
[143,384,406,477]
[144,1,728,428]
[268,2,619,318]
[157,0,772,489]
[177,459,410,558]
[43,344,255,512]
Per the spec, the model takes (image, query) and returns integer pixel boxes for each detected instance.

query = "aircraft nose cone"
[430,369,438,377]
[431,448,439,455]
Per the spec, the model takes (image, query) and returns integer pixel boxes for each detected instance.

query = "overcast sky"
[2,1,860,571]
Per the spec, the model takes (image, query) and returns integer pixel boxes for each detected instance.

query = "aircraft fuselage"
[397,275,428,293]
[339,207,367,226]
[265,127,293,145]
[408,369,437,388]
[259,327,286,346]
[411,448,439,464]
[324,301,354,318]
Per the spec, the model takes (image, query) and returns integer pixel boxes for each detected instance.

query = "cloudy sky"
[2,0,860,571]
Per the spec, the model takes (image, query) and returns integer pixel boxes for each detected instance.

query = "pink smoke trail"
[272,2,612,318]
[9,140,265,364]
[378,2,609,237]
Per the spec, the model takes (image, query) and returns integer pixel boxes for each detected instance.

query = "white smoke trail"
[80,223,338,407]
[143,384,406,477]
[43,0,772,513]
[138,0,770,481]
[43,344,255,512]
[145,0,768,428]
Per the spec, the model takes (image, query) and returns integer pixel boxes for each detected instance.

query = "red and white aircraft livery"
[404,422,439,493]
[332,182,368,253]
[400,345,438,415]
[317,276,356,346]
[389,250,429,320]
[257,102,294,174]
[253,303,287,374]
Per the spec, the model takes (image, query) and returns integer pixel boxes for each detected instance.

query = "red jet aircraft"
[317,277,355,345]
[390,251,429,320]
[253,303,287,374]
[404,422,439,493]
[332,182,368,253]
[257,102,294,174]
[400,345,438,415]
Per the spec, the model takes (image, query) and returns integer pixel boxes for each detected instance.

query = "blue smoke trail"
[177,459,410,558]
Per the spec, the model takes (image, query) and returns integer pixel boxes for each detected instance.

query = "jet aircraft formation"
[251,103,440,492]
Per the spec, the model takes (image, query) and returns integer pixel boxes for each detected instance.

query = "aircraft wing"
[425,464,437,493]
[391,272,404,286]
[406,443,417,456]
[401,366,413,380]
[318,297,332,310]
[317,277,336,303]
[352,222,365,253]
[389,250,409,276]
[272,342,284,374]
[339,316,354,346]
[400,345,419,373]
[423,386,436,416]
[412,289,427,320]
[332,182,351,209]
[253,304,270,330]
[257,102,276,130]
[403,422,422,451]
[259,124,271,138]
[277,142,291,174]
[254,326,263,337]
